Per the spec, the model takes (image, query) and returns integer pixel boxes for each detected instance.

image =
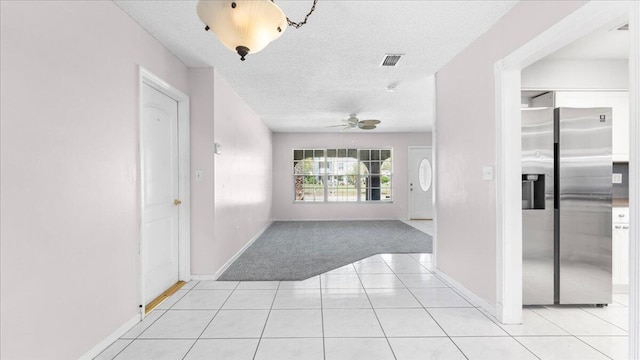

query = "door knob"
[173,199,182,206]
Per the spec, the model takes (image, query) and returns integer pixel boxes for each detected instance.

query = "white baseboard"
[434,268,497,318]
[79,314,139,360]
[213,221,273,280]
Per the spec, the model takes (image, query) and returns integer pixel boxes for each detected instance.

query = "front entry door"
[141,83,180,304]
[408,147,434,220]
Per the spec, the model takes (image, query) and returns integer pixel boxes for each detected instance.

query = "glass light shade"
[197,0,287,59]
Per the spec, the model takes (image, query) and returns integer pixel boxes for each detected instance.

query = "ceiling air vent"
[381,54,403,67]
[617,23,629,31]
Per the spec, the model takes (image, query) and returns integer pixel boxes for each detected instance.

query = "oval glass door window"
[418,158,432,192]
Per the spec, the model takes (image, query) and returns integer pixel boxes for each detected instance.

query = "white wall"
[1,5,274,357]
[211,70,273,275]
[189,69,217,274]
[522,58,628,90]
[0,2,189,359]
[435,1,587,305]
[272,132,431,220]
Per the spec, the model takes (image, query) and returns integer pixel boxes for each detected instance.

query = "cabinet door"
[612,224,629,285]
[620,225,629,285]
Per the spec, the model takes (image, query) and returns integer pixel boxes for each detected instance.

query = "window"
[293,149,325,202]
[293,148,392,202]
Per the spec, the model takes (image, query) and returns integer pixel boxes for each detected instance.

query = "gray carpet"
[218,220,432,281]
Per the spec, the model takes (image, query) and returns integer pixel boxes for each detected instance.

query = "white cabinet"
[612,207,629,287]
[555,91,629,162]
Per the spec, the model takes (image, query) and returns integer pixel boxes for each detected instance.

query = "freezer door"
[522,108,555,305]
[557,107,612,305]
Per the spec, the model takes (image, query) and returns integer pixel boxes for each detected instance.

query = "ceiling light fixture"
[197,0,319,61]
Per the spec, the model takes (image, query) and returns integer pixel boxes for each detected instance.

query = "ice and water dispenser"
[522,174,545,209]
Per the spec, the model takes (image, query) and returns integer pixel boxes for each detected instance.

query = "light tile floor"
[95,251,629,360]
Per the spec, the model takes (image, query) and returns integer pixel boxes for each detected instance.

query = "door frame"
[138,67,191,318]
[408,146,434,220]
[495,0,638,357]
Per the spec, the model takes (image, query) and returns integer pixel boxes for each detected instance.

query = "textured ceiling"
[115,0,518,132]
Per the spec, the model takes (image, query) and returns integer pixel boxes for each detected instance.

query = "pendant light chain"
[284,0,319,29]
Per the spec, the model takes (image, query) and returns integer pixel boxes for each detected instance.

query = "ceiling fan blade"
[359,119,381,125]
[326,124,347,128]
[358,124,376,130]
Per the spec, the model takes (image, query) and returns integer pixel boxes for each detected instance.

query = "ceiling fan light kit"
[197,0,318,61]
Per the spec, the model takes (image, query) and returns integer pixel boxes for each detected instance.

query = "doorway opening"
[495,1,638,358]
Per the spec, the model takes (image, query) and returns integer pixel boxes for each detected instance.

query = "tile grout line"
[102,280,202,359]
[394,268,471,360]
[525,307,616,359]
[252,281,281,360]
[353,262,399,360]
[530,305,628,334]
[577,306,629,332]
[463,293,542,360]
[571,335,616,360]
[508,335,543,360]
[179,281,240,360]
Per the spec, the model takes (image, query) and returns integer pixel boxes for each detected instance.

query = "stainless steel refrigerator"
[522,107,612,306]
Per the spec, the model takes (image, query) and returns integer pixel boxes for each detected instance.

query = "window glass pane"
[293,161,304,175]
[338,149,347,157]
[314,149,324,158]
[302,175,319,185]
[294,149,303,161]
[382,175,392,200]
[347,161,358,175]
[359,162,370,175]
[327,149,337,157]
[369,161,381,174]
[302,187,323,201]
[381,149,391,160]
[359,177,369,200]
[348,149,357,158]
[360,150,369,160]
[294,175,304,200]
[299,159,313,174]
[381,158,392,174]
[304,150,314,159]
[371,150,380,160]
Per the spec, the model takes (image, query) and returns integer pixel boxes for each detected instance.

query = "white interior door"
[141,83,180,304]
[408,147,434,220]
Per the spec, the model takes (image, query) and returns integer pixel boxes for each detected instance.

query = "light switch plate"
[613,173,623,184]
[482,166,494,181]
[195,170,204,181]
[214,142,222,155]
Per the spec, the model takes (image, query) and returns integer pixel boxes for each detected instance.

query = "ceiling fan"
[328,115,381,131]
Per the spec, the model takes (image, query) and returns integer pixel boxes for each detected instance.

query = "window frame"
[292,147,393,203]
